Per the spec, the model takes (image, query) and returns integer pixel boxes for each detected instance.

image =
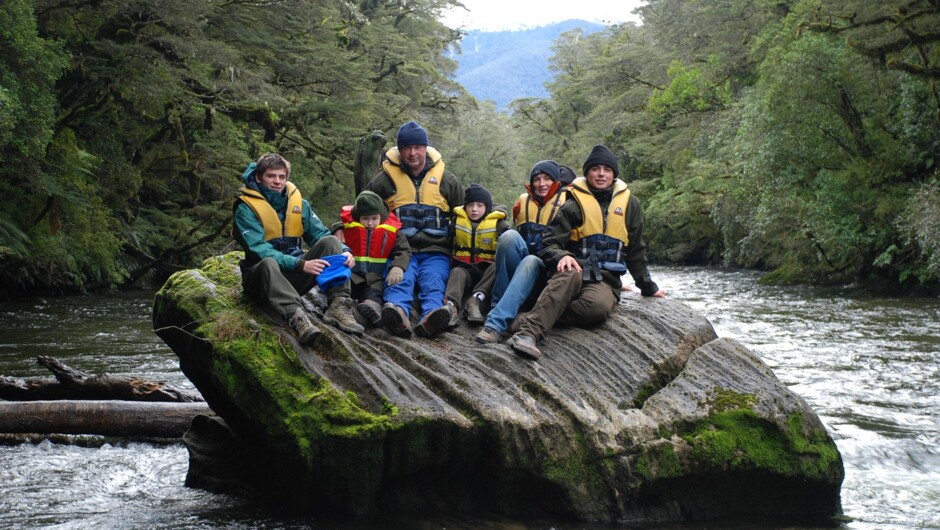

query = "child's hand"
[386,266,404,286]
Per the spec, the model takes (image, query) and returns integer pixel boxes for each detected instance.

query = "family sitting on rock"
[233,120,666,361]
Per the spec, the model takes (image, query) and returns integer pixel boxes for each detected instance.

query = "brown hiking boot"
[464,295,484,324]
[356,300,383,327]
[416,304,453,338]
[288,307,320,345]
[323,297,365,335]
[474,326,500,344]
[508,333,541,361]
[382,303,413,338]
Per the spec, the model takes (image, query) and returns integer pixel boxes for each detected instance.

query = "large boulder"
[153,253,843,522]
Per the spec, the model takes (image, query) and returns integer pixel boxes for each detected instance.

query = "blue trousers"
[484,230,545,334]
[383,252,451,320]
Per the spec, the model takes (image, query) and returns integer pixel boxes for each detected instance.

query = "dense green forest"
[2,0,938,295]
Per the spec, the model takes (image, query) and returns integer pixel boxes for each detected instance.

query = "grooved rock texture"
[153,253,843,522]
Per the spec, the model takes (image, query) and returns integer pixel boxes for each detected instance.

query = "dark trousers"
[241,236,350,319]
[444,262,494,307]
[351,272,384,305]
[517,268,618,341]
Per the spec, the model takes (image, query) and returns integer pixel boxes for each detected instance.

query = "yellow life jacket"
[452,207,506,264]
[382,146,450,237]
[237,181,304,247]
[513,187,567,255]
[567,177,631,278]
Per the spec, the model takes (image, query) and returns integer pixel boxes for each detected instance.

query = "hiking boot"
[323,297,365,335]
[288,307,320,345]
[464,296,484,324]
[382,303,413,338]
[356,300,383,328]
[474,326,500,344]
[508,333,541,361]
[416,304,453,338]
[446,300,460,328]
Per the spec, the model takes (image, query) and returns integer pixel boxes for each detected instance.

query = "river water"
[0,267,937,529]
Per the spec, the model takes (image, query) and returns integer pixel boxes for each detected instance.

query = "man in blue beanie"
[366,121,464,338]
[507,145,667,360]
[233,153,364,345]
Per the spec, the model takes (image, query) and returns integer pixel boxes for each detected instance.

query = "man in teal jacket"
[234,153,363,343]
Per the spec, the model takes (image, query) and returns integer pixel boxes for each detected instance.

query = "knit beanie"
[396,121,429,149]
[582,144,619,179]
[352,190,386,220]
[464,183,493,213]
[558,165,577,186]
[528,160,561,185]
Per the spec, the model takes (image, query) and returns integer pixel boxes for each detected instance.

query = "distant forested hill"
[450,20,604,110]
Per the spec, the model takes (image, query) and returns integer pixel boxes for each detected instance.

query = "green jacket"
[234,164,337,272]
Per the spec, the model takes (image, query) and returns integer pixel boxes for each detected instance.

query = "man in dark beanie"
[337,190,411,328]
[507,145,667,360]
[366,120,463,338]
[474,159,571,344]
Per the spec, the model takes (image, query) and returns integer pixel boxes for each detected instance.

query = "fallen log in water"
[0,356,202,402]
[0,400,211,438]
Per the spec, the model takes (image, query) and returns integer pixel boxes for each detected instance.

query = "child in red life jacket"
[440,184,510,332]
[338,191,411,327]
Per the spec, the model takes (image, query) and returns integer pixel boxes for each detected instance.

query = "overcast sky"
[441,0,646,31]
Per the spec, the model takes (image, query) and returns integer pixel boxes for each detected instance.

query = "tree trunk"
[0,400,211,438]
[354,130,387,195]
[0,356,203,402]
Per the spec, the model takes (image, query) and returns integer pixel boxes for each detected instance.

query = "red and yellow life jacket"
[452,207,506,264]
[566,176,631,278]
[340,205,401,275]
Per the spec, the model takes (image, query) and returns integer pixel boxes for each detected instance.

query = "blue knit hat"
[316,254,352,290]
[529,160,561,185]
[396,121,429,149]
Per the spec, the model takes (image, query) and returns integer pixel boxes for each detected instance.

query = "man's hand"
[342,251,355,268]
[386,266,404,286]
[557,255,582,273]
[302,259,329,275]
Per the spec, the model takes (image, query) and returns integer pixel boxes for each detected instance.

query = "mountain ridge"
[450,20,606,110]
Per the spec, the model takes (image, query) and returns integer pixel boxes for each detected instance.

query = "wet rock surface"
[153,253,843,522]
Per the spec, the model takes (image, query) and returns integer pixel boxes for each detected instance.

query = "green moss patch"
[680,408,840,480]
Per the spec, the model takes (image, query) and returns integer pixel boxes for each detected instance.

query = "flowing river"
[0,267,937,529]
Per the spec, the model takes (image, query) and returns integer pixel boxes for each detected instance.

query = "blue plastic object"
[316,254,352,290]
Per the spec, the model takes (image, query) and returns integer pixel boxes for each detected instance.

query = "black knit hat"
[582,144,619,179]
[529,160,561,185]
[558,165,577,186]
[396,121,429,149]
[464,183,493,212]
[353,190,386,220]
